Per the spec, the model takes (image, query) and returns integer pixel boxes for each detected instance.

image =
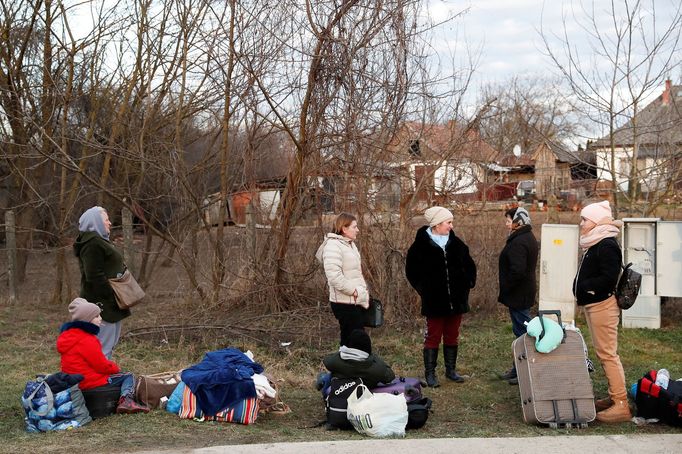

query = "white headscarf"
[78,206,109,240]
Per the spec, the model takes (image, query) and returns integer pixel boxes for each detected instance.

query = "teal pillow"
[526,316,564,353]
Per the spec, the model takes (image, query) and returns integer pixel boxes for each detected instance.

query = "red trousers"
[424,314,463,349]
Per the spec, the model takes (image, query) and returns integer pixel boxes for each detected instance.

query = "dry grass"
[2,296,682,453]
[2,208,681,452]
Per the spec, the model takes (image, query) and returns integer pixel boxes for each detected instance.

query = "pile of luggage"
[324,376,431,437]
[512,310,681,428]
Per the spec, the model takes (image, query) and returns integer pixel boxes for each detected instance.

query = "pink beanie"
[581,200,613,224]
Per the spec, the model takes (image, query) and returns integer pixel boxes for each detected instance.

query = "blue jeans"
[509,307,531,373]
[108,372,135,399]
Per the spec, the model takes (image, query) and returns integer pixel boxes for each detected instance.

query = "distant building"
[588,79,682,195]
[380,120,502,207]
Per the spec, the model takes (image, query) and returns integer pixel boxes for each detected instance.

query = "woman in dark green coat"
[74,206,130,358]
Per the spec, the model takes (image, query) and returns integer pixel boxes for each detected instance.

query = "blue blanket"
[181,348,263,416]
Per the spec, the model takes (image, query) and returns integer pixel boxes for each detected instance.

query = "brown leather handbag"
[108,269,145,309]
[135,371,182,409]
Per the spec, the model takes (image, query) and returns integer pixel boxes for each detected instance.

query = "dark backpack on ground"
[406,396,432,430]
[325,377,363,429]
[635,370,682,427]
[615,262,642,310]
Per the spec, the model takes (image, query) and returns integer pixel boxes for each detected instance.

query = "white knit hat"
[581,200,613,224]
[424,206,453,227]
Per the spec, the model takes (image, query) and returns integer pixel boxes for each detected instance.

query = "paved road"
[142,434,682,454]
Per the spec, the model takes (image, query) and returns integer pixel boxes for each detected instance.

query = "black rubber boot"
[443,345,469,383]
[498,366,517,381]
[423,348,440,388]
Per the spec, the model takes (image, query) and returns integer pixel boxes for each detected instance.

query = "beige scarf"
[579,218,623,250]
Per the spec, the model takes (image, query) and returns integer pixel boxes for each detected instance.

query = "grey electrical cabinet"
[621,218,682,329]
[539,224,579,322]
[656,221,682,297]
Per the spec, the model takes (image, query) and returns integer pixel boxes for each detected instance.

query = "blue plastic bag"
[166,382,185,414]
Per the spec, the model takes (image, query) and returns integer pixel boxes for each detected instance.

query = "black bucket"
[81,383,122,419]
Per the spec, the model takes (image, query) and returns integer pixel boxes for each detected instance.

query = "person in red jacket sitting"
[57,297,149,414]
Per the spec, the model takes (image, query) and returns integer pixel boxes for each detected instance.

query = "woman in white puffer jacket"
[316,213,369,346]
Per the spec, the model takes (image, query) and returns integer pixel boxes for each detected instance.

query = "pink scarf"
[579,218,623,250]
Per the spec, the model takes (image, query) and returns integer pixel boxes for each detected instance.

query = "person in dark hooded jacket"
[322,329,395,389]
[74,206,130,359]
[497,206,538,385]
[405,206,476,387]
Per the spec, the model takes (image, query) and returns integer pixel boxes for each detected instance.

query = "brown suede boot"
[595,397,613,412]
[595,399,631,423]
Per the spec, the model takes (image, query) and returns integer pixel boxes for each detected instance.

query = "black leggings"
[330,302,366,346]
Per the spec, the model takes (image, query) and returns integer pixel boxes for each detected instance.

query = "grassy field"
[1,296,681,454]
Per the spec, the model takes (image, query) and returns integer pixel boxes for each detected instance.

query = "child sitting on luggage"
[320,329,395,389]
[57,298,149,414]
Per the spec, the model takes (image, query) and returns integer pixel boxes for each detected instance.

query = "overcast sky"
[427,0,681,92]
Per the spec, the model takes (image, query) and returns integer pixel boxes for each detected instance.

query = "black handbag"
[364,297,384,328]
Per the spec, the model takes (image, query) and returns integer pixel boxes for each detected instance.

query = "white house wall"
[259,190,280,221]
[596,148,672,193]
[595,147,630,191]
[411,162,478,195]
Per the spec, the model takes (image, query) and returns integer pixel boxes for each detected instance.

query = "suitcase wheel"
[580,423,588,429]
[549,422,558,429]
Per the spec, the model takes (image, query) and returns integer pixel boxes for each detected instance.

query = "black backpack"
[325,377,363,429]
[615,262,642,310]
[406,396,432,430]
[636,370,682,427]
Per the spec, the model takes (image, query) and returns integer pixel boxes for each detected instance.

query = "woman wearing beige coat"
[316,213,369,346]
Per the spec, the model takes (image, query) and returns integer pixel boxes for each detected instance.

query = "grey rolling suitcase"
[512,310,596,428]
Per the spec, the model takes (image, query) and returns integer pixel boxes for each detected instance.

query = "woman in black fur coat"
[405,206,476,387]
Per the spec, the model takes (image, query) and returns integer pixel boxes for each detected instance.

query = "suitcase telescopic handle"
[537,310,566,344]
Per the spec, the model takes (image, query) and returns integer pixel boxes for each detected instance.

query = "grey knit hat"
[68,297,101,322]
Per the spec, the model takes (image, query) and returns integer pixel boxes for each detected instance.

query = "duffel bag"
[178,385,259,424]
[22,374,91,432]
[371,377,424,402]
[135,371,182,409]
[636,370,682,427]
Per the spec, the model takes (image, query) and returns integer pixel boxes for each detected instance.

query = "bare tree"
[478,76,581,156]
[1,0,485,318]
[541,0,682,214]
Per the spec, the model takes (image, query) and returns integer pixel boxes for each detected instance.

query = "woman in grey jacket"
[316,213,369,346]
